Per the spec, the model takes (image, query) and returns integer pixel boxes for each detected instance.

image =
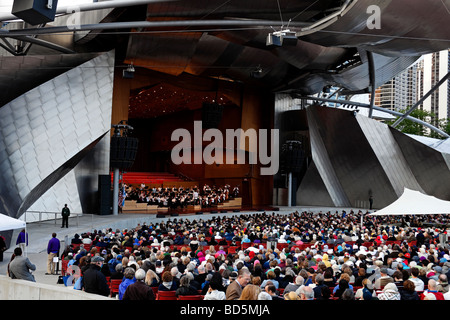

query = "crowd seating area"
[60,210,450,301]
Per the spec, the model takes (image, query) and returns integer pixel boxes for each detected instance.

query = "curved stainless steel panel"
[0,51,114,221]
[391,128,450,201]
[357,114,423,197]
[295,106,450,208]
[306,105,351,207]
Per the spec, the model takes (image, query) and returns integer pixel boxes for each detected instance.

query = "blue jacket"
[119,278,136,300]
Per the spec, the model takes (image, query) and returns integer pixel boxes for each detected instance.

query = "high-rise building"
[422,49,450,120]
[374,61,420,112]
[372,49,450,122]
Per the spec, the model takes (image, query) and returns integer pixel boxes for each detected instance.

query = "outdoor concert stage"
[120,202,280,218]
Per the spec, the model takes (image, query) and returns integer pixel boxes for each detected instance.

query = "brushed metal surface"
[390,128,450,201]
[0,51,114,222]
[296,106,450,208]
[306,106,351,207]
[357,114,423,197]
[302,0,450,56]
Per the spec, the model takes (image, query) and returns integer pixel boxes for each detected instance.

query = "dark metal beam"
[11,35,75,54]
[0,19,309,37]
[296,95,450,138]
[367,51,376,119]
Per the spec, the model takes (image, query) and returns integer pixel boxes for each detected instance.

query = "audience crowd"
[61,210,449,300]
[124,183,240,209]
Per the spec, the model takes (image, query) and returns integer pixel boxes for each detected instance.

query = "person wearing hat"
[82,255,110,297]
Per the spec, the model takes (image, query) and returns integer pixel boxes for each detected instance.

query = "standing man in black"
[61,204,70,228]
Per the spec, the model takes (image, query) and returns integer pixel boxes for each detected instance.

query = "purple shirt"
[16,231,28,245]
[47,237,60,254]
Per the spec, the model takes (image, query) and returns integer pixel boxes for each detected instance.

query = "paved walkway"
[0,206,358,287]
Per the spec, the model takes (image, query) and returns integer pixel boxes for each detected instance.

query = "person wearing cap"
[82,255,110,297]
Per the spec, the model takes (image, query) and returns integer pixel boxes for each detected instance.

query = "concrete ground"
[0,206,357,288]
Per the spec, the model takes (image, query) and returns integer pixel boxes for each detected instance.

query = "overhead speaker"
[12,0,58,25]
[98,174,112,215]
[202,102,223,129]
[110,136,139,169]
[281,140,305,173]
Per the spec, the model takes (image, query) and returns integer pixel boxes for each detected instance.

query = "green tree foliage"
[387,108,450,139]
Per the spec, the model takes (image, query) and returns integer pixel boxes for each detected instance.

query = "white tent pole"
[24,212,27,257]
[361,212,363,231]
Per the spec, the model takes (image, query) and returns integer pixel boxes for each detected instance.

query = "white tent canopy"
[0,213,26,231]
[0,214,27,255]
[369,188,450,216]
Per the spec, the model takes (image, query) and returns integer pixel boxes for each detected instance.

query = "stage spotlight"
[266,30,298,47]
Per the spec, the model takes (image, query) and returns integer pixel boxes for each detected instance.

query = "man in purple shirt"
[46,233,60,275]
[16,229,28,256]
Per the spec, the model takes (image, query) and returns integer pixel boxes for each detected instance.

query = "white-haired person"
[298,285,314,300]
[122,268,155,300]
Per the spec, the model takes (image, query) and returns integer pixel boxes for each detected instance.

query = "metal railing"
[22,210,94,228]
[354,200,370,209]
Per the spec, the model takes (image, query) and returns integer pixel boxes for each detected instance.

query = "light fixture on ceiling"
[122,63,135,79]
[250,65,263,79]
[266,29,298,47]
